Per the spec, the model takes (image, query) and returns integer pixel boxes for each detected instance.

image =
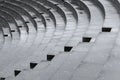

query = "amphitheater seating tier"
[0,0,120,80]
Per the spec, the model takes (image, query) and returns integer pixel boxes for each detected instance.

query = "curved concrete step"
[0,0,120,80]
[9,0,91,80]
[0,10,20,41]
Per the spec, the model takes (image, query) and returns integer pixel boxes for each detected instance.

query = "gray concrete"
[0,0,120,80]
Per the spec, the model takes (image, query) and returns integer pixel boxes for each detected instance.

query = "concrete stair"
[0,0,119,80]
